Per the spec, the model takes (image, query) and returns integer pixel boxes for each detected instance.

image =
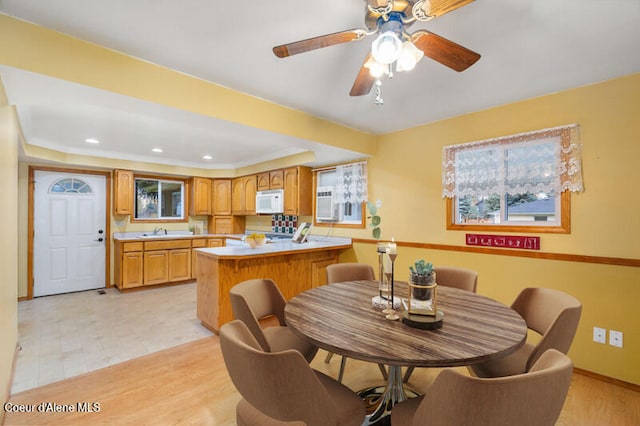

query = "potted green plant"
[409,260,435,300]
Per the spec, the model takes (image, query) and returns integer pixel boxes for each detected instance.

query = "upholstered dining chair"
[403,266,479,382]
[229,278,318,363]
[391,349,573,426]
[324,263,388,382]
[470,287,582,378]
[220,320,366,426]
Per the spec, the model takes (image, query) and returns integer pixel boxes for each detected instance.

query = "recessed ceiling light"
[152,148,163,153]
[85,138,100,144]
[202,155,213,160]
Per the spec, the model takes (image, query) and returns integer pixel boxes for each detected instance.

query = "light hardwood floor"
[4,337,639,425]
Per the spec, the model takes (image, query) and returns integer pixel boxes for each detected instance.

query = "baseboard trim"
[1,342,21,425]
[574,367,640,392]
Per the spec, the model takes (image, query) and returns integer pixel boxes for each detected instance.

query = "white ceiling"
[1,0,639,169]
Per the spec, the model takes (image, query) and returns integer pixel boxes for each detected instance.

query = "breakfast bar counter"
[195,236,352,333]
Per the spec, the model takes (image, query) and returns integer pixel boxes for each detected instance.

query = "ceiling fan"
[272,0,481,98]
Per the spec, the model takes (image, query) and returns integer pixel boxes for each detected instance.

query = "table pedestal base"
[358,365,419,426]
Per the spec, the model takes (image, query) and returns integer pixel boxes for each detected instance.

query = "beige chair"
[391,349,573,426]
[220,320,366,426]
[403,266,479,382]
[470,287,582,378]
[229,278,318,363]
[324,263,388,382]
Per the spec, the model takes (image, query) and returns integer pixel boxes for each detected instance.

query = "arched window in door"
[49,178,93,194]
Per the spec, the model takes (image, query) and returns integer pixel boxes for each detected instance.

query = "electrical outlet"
[593,327,606,344]
[609,330,623,348]
[376,199,382,208]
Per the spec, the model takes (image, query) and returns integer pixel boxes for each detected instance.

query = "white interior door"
[33,171,106,297]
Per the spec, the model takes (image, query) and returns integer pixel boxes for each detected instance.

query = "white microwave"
[255,189,284,214]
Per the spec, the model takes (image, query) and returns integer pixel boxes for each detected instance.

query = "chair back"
[230,278,287,352]
[326,263,375,284]
[410,349,573,426]
[220,320,340,425]
[511,287,582,370]
[434,266,478,293]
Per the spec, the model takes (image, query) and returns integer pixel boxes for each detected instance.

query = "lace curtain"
[442,124,583,198]
[334,161,368,204]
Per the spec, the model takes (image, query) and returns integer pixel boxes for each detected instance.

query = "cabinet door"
[144,250,169,285]
[212,179,232,215]
[270,170,284,189]
[283,167,298,215]
[231,178,245,214]
[114,169,134,215]
[190,177,212,216]
[169,249,191,282]
[207,238,224,247]
[121,252,143,288]
[243,175,257,215]
[257,173,270,191]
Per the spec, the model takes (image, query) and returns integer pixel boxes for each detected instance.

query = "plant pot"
[410,274,435,300]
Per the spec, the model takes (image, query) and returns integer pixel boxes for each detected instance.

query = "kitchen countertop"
[195,236,352,259]
[113,232,245,242]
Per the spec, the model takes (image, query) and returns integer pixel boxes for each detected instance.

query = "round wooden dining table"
[285,280,527,425]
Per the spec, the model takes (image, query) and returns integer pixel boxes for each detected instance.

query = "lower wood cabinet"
[115,237,219,289]
[144,250,170,285]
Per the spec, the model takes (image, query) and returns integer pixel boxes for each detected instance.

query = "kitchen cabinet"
[168,249,191,282]
[208,215,245,234]
[115,238,196,289]
[189,177,212,216]
[115,242,144,288]
[284,166,313,215]
[232,175,257,215]
[144,250,169,285]
[257,170,284,191]
[212,179,232,215]
[114,169,134,215]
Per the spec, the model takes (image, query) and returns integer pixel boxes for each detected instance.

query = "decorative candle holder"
[377,243,389,300]
[385,252,399,321]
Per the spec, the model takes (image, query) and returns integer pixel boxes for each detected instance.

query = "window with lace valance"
[442,124,583,233]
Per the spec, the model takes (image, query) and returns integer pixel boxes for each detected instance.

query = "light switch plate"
[593,327,606,344]
[609,330,623,348]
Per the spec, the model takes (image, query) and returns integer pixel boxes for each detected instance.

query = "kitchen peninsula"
[195,236,352,333]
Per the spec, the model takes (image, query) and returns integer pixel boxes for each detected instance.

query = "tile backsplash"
[271,215,298,234]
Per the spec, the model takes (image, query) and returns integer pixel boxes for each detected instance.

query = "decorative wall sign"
[466,234,540,250]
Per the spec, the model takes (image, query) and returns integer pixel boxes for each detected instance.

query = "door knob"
[95,237,104,242]
[98,229,104,234]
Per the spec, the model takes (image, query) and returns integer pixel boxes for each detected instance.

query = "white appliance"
[255,189,284,214]
[316,186,338,221]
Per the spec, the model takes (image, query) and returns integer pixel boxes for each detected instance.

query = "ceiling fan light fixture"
[396,41,424,72]
[364,56,388,78]
[371,17,403,65]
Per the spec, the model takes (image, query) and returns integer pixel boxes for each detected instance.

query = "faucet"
[153,227,167,235]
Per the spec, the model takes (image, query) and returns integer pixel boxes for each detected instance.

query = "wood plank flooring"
[4,337,640,425]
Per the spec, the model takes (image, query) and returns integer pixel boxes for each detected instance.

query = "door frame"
[28,165,111,299]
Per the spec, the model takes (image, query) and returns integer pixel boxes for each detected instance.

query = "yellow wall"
[0,83,19,416]
[336,74,640,385]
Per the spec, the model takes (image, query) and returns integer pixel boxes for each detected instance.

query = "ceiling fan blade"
[425,0,475,18]
[350,54,376,96]
[273,29,367,58]
[412,30,480,72]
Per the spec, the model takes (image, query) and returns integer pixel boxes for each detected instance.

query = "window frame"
[132,174,188,223]
[312,163,367,230]
[444,126,581,235]
[446,191,571,234]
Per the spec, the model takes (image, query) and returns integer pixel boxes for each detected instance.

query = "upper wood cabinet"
[258,170,285,191]
[284,166,312,215]
[189,177,212,216]
[232,175,257,215]
[114,169,134,215]
[212,179,232,215]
